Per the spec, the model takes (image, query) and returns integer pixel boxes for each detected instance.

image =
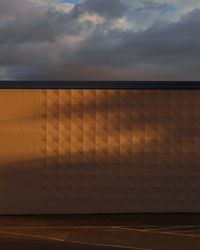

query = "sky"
[0,0,200,80]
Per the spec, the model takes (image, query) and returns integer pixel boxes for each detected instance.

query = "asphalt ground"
[0,214,200,250]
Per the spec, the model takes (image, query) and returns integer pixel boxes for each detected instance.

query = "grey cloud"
[67,0,129,38]
[64,9,200,78]
[78,0,127,18]
[0,4,77,44]
[0,0,200,80]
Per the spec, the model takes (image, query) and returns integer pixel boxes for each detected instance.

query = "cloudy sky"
[0,0,200,80]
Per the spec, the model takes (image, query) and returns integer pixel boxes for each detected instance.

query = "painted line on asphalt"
[68,240,159,250]
[0,230,158,250]
[0,230,65,242]
[111,226,200,238]
[141,225,200,232]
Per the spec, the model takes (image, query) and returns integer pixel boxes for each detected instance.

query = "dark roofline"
[0,81,200,89]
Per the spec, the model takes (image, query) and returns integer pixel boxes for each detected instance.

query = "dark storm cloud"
[60,8,200,79]
[0,1,81,44]
[0,0,200,80]
[86,7,199,80]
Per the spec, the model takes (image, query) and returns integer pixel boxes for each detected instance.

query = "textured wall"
[0,89,200,214]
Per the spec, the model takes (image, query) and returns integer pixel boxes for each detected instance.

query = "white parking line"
[68,240,158,250]
[111,226,200,238]
[0,230,65,242]
[152,231,200,238]
[0,230,158,250]
[142,225,200,232]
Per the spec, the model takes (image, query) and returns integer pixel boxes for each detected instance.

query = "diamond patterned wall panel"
[0,89,200,214]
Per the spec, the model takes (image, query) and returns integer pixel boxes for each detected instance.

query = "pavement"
[0,214,200,250]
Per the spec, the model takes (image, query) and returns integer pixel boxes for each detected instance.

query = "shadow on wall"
[0,151,200,214]
[0,90,200,213]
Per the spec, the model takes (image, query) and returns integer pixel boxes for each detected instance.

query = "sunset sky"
[0,0,200,80]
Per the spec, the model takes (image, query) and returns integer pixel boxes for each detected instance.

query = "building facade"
[0,89,199,214]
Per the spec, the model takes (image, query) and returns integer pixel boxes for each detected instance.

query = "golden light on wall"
[40,89,166,167]
[0,89,200,214]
